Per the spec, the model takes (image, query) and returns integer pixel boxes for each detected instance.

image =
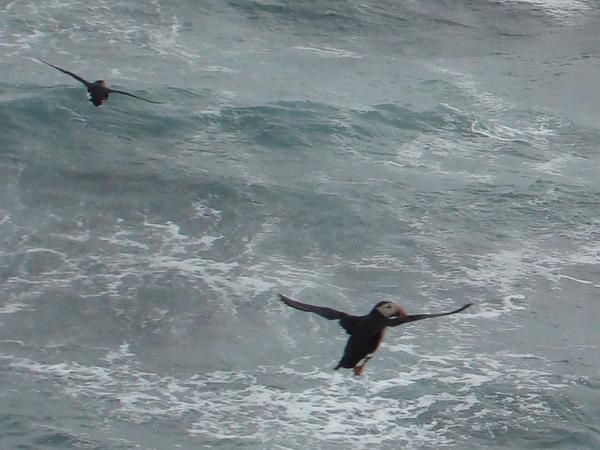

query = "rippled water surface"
[1,0,599,448]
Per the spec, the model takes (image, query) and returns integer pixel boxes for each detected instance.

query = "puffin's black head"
[371,301,407,318]
[93,80,106,86]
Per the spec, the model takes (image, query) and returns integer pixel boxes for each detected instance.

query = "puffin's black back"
[335,312,389,369]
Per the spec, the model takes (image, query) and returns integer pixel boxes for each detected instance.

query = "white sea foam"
[0,302,34,314]
[391,135,497,184]
[346,253,413,271]
[192,201,222,221]
[203,66,239,74]
[3,341,573,448]
[0,213,10,226]
[559,274,600,289]
[428,65,510,114]
[471,120,538,145]
[459,245,559,293]
[147,13,204,62]
[428,70,562,152]
[530,154,579,176]
[496,0,590,22]
[293,45,364,59]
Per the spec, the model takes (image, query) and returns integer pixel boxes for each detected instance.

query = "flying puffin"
[38,59,163,107]
[279,294,472,375]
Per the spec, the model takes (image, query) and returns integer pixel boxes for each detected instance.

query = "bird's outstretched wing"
[38,59,91,87]
[387,303,473,327]
[279,294,349,320]
[279,294,359,334]
[107,89,164,104]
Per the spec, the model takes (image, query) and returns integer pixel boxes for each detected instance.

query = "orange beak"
[395,306,407,318]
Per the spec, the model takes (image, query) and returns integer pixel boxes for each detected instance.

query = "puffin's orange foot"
[353,366,364,376]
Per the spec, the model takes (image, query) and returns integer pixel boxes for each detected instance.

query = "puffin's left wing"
[107,88,164,104]
[279,294,350,320]
[387,303,472,327]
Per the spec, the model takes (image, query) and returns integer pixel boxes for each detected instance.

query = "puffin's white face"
[376,302,407,318]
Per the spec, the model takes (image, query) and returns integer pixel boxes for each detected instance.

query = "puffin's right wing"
[279,294,359,333]
[387,303,473,327]
[38,59,92,87]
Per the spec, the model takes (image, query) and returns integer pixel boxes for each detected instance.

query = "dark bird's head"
[93,80,106,86]
[372,301,407,319]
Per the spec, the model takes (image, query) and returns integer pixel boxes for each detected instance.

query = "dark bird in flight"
[38,59,163,107]
[279,293,472,375]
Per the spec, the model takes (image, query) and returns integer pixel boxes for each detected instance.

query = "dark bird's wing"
[279,294,349,320]
[38,59,92,87]
[387,303,473,327]
[107,88,164,104]
[279,294,360,334]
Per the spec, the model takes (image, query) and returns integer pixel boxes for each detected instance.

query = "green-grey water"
[1,0,599,448]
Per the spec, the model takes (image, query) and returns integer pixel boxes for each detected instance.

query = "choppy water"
[1,0,600,448]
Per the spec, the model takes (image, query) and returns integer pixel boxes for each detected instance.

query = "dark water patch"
[515,428,600,449]
[33,431,95,448]
[198,100,494,157]
[0,414,32,440]
[199,101,356,149]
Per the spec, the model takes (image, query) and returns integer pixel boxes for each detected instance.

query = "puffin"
[38,59,163,107]
[279,293,472,375]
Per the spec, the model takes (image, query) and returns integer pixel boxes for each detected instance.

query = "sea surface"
[1,0,600,448]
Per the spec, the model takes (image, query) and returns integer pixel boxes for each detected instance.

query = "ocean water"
[1,0,600,448]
